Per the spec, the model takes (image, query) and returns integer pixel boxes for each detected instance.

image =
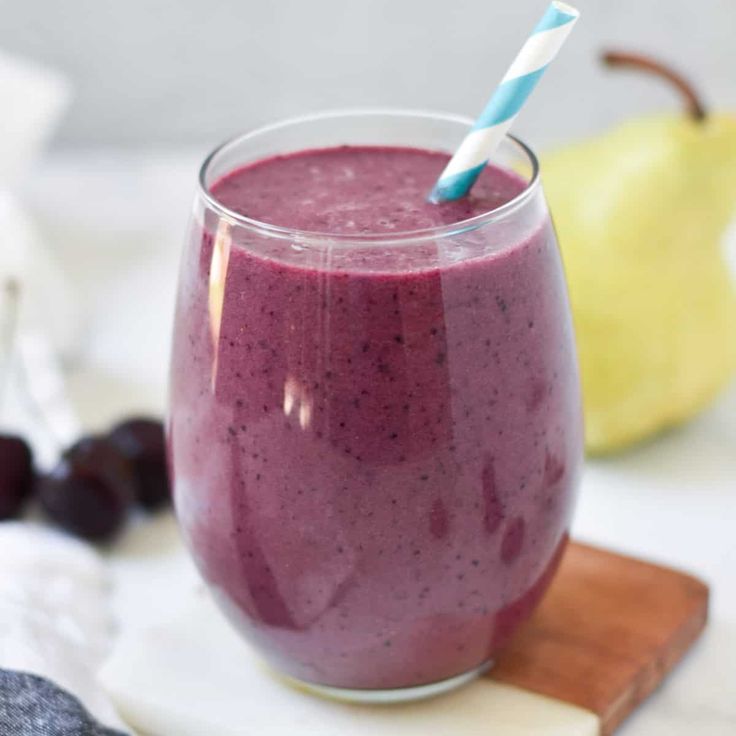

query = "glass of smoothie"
[168,110,582,702]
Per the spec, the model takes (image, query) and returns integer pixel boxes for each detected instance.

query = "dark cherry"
[37,436,135,542]
[109,417,170,510]
[0,434,34,520]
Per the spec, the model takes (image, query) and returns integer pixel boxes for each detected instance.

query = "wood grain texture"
[490,542,709,735]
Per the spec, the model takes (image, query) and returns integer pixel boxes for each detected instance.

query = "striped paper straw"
[429,2,579,203]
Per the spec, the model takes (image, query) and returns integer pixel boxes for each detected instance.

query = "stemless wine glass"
[168,110,582,702]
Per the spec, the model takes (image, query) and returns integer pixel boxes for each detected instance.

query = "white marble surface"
[19,150,736,734]
[100,589,600,736]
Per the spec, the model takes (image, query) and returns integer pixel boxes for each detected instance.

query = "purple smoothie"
[169,146,581,689]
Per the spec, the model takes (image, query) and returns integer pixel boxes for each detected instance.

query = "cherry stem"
[0,280,20,404]
[602,50,706,122]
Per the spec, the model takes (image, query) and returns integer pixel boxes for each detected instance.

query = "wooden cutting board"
[490,541,709,735]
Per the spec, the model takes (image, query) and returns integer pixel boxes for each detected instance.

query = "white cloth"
[0,50,69,188]
[0,523,127,731]
[0,49,79,368]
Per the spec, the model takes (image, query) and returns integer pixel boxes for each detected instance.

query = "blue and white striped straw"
[429,2,579,203]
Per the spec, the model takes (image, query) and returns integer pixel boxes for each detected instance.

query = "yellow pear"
[542,51,736,454]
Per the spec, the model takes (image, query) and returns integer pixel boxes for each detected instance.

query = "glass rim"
[197,108,541,246]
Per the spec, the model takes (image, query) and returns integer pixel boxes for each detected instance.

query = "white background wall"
[2,0,734,151]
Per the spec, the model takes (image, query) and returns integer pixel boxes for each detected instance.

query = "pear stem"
[602,50,706,122]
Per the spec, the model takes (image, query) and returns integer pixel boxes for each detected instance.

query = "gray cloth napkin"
[0,670,128,735]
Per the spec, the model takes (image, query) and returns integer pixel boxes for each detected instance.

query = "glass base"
[278,660,493,704]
